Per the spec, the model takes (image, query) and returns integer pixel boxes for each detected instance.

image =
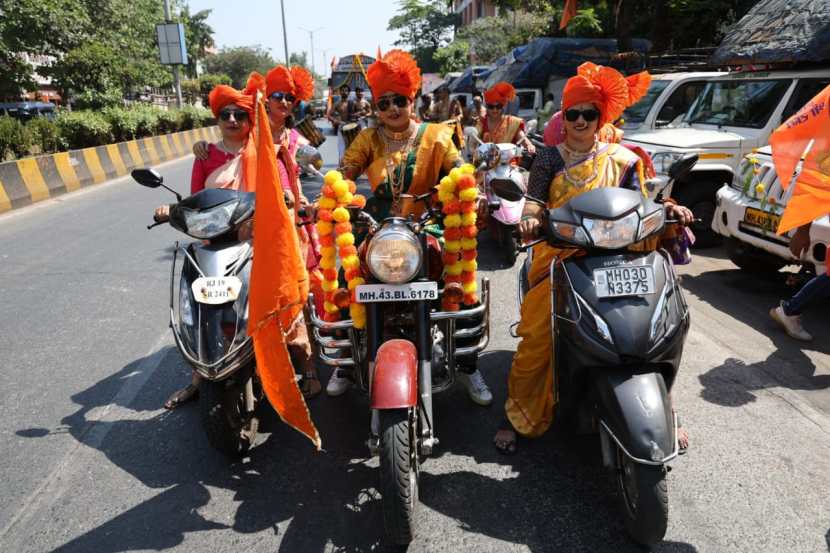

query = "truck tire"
[199,376,258,457]
[379,409,418,545]
[616,447,669,546]
[675,182,722,248]
[725,237,786,273]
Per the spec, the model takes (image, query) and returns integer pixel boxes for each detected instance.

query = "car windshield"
[685,79,791,128]
[622,80,670,123]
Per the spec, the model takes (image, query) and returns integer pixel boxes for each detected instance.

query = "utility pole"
[299,27,323,74]
[280,0,290,64]
[162,0,183,107]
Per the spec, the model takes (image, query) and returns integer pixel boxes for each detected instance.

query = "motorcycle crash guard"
[593,370,675,463]
[370,339,418,409]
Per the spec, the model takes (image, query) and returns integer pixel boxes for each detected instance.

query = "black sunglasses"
[376,95,410,112]
[269,92,296,103]
[485,103,503,110]
[219,109,249,122]
[564,108,600,122]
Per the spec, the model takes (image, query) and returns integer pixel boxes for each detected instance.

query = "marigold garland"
[439,163,478,310]
[315,170,367,328]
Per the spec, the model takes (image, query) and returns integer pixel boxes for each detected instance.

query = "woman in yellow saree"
[494,64,693,453]
[477,82,536,154]
[333,49,493,405]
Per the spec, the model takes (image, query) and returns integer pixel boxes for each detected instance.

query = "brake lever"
[147,220,166,230]
[518,237,546,252]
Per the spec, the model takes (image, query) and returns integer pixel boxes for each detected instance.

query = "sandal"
[164,383,199,410]
[299,373,322,399]
[493,418,518,455]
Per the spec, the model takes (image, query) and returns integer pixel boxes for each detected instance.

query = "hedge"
[0,104,214,162]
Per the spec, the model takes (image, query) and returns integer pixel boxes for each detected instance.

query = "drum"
[341,122,361,149]
[295,116,326,147]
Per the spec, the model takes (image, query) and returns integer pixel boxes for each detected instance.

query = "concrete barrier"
[0,126,220,212]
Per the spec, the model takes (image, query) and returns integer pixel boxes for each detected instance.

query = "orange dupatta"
[246,86,320,448]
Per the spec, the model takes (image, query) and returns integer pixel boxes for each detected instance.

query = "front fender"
[370,339,418,409]
[594,370,675,463]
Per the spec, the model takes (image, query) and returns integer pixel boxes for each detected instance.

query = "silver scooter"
[134,168,259,457]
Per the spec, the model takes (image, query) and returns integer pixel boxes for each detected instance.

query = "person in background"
[353,87,373,126]
[430,86,451,122]
[155,82,256,409]
[418,93,433,122]
[328,84,353,159]
[536,93,555,129]
[477,81,535,154]
[770,221,829,341]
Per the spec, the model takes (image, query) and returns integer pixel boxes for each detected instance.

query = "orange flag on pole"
[560,0,578,30]
[770,83,830,236]
[247,86,320,448]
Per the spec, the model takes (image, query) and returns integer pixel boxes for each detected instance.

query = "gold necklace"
[385,132,419,213]
[558,143,600,188]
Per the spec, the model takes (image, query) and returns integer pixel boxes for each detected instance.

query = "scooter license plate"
[191,276,242,305]
[356,281,438,303]
[593,265,656,298]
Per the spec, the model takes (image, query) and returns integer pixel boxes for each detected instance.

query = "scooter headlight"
[583,211,639,249]
[367,225,422,284]
[179,277,194,327]
[551,221,590,247]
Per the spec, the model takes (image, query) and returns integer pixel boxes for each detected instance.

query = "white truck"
[712,147,829,275]
[623,67,830,246]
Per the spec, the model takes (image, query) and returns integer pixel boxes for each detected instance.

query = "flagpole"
[782,139,815,204]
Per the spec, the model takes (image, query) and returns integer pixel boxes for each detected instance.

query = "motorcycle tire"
[379,408,419,545]
[199,377,258,458]
[616,446,668,546]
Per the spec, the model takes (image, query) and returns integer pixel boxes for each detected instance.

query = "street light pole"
[162,0,183,107]
[280,0,290,64]
[299,27,323,75]
[321,49,329,77]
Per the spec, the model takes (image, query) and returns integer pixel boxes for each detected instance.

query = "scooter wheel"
[616,447,668,545]
[199,377,258,458]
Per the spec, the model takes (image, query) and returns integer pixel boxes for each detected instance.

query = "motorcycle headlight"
[183,201,237,239]
[651,152,685,175]
[551,221,590,246]
[179,277,194,327]
[638,209,665,241]
[367,225,422,284]
[583,211,639,249]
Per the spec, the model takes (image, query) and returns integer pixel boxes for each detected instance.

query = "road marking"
[0,331,174,543]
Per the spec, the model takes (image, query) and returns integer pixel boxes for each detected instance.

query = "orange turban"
[625,71,652,106]
[562,62,628,125]
[366,49,421,99]
[484,82,516,106]
[265,65,295,97]
[208,84,256,119]
[290,66,315,102]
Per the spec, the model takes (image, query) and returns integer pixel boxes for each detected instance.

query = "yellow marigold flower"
[445,240,462,253]
[324,301,339,313]
[332,179,349,198]
[320,246,336,257]
[461,212,477,226]
[444,214,462,228]
[445,262,464,276]
[333,207,350,223]
[324,170,343,186]
[460,163,475,175]
[316,220,334,235]
[459,187,478,202]
[755,183,765,195]
[319,256,336,270]
[463,281,478,294]
[319,197,337,209]
[322,279,338,292]
[462,259,477,272]
[342,255,360,270]
[439,176,455,191]
[336,233,355,247]
[461,238,478,250]
[347,277,365,290]
[449,167,463,182]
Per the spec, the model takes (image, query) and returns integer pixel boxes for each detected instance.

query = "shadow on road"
[681,269,830,408]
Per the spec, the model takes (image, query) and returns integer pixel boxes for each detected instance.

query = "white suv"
[712,147,829,275]
[625,67,830,246]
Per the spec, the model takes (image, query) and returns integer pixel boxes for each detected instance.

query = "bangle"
[520,215,537,222]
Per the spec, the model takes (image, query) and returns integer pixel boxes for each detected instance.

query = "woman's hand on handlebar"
[193,141,209,160]
[666,203,694,226]
[518,215,541,243]
[154,204,170,222]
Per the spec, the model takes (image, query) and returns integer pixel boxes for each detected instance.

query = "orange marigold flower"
[339,245,358,258]
[461,271,476,283]
[317,209,334,222]
[462,225,478,238]
[335,222,352,235]
[442,200,461,214]
[444,228,462,241]
[460,201,476,213]
[322,185,336,198]
[463,293,477,306]
[319,234,335,247]
[456,174,477,190]
[350,195,367,208]
[323,268,338,281]
[461,249,477,260]
[444,274,462,284]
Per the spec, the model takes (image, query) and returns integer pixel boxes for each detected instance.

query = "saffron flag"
[559,0,578,30]
[247,88,320,448]
[770,83,830,236]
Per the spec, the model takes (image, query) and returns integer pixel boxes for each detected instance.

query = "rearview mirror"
[491,178,525,202]
[668,153,698,181]
[132,168,163,188]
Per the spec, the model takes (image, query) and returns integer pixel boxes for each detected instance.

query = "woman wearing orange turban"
[332,49,493,405]
[493,63,693,454]
[477,81,535,154]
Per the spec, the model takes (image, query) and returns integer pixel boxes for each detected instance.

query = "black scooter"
[494,154,697,545]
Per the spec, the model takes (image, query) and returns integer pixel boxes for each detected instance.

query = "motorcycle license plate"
[191,276,242,305]
[356,281,438,303]
[593,265,655,298]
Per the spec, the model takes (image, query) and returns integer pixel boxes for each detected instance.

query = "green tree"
[47,43,124,109]
[289,51,309,68]
[434,40,470,75]
[459,11,550,64]
[387,0,459,73]
[204,45,276,88]
[180,6,215,79]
